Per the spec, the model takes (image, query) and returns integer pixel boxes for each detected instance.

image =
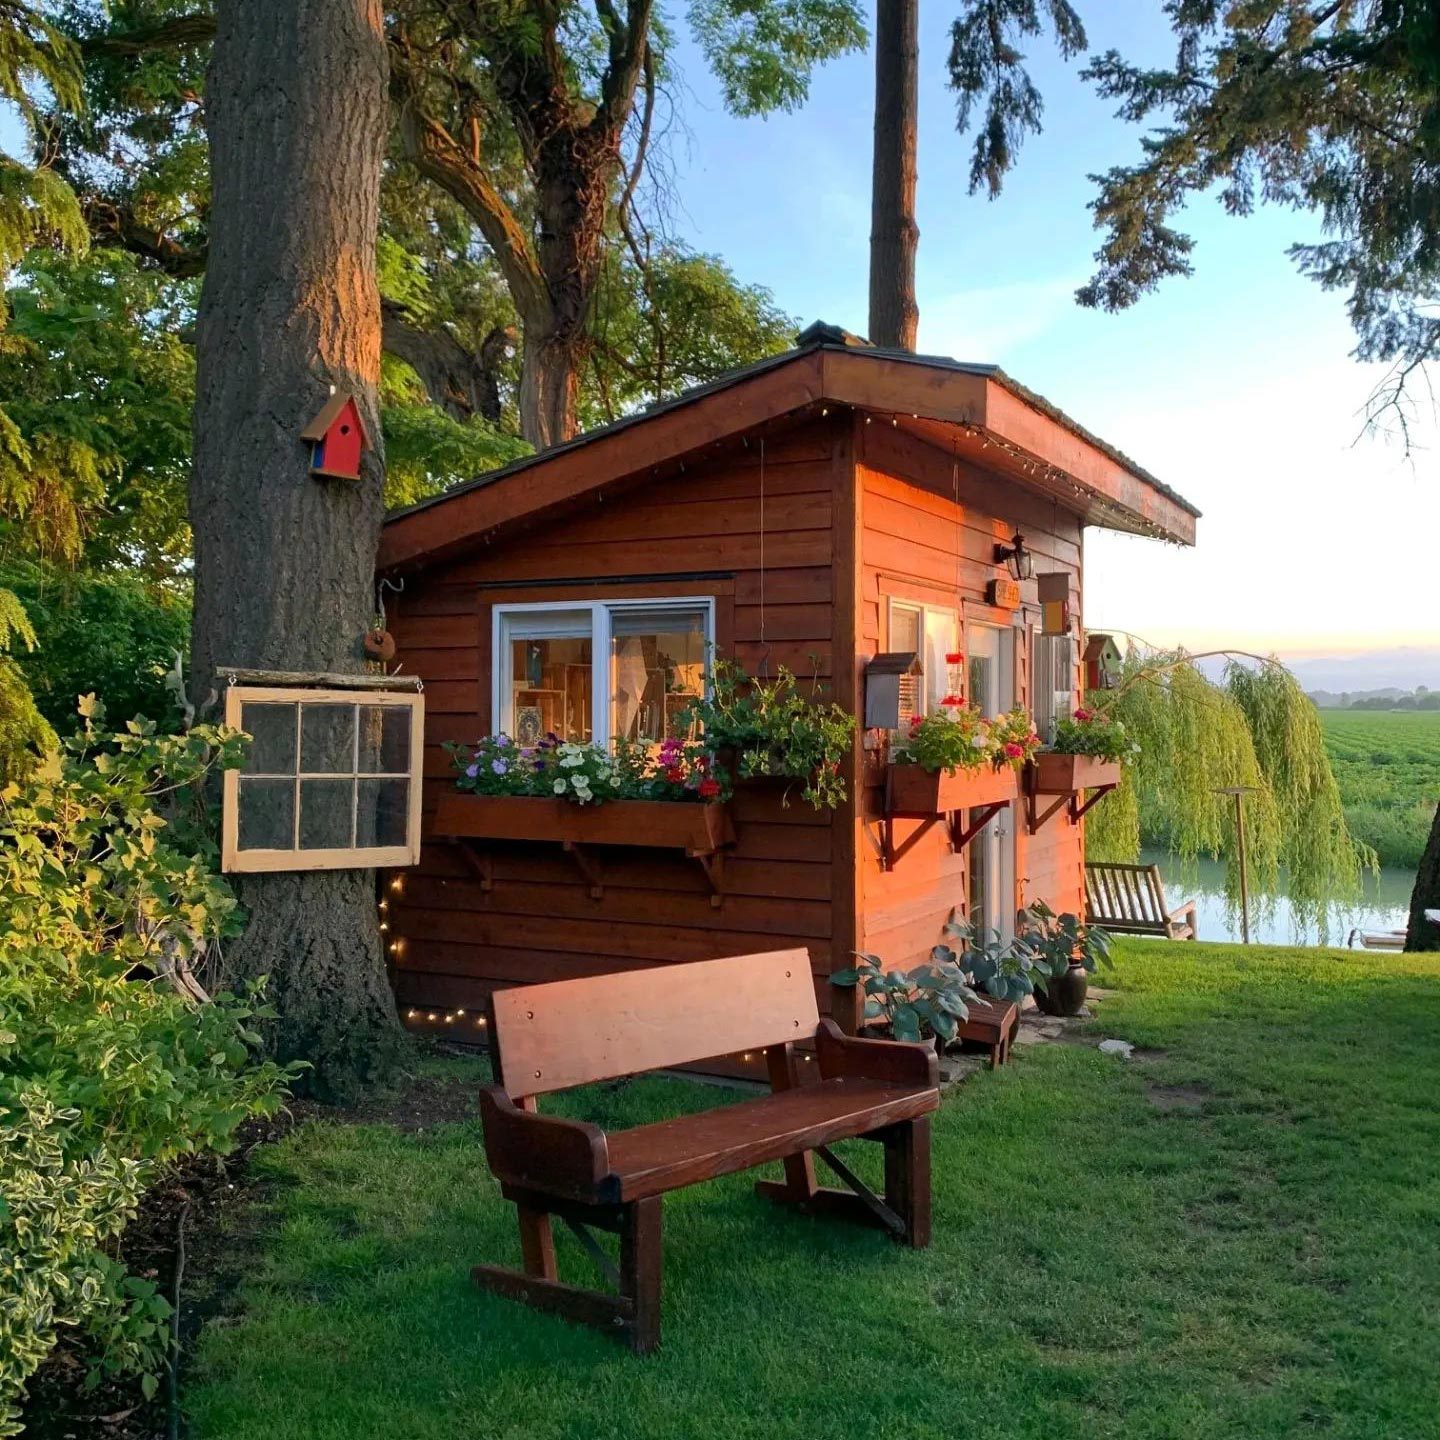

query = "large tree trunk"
[868,0,920,350]
[1406,802,1440,950]
[190,0,406,1096]
[518,317,585,449]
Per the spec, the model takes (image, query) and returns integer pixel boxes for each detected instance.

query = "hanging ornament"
[364,627,396,662]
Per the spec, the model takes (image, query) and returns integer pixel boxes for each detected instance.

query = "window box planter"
[1024,752,1122,832]
[886,762,1018,817]
[876,763,1018,871]
[429,791,735,903]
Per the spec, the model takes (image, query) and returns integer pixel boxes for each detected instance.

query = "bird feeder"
[864,652,923,730]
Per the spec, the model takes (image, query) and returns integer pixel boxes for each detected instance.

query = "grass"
[187,940,1440,1440]
[1319,709,1440,869]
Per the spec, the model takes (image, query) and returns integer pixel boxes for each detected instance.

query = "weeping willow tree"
[1085,648,1372,941]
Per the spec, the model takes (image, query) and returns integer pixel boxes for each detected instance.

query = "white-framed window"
[1032,630,1076,743]
[887,599,960,724]
[222,686,424,873]
[493,597,715,747]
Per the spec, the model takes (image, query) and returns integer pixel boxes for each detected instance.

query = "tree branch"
[79,13,216,55]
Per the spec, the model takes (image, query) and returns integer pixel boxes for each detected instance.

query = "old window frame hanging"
[222,683,425,873]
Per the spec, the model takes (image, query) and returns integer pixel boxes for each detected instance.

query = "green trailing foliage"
[0,700,297,1432]
[1084,650,1372,940]
[677,660,856,810]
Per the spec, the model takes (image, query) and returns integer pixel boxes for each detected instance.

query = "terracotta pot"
[1033,963,1089,1017]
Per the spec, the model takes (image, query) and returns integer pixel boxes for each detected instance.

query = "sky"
[656,2,1440,671]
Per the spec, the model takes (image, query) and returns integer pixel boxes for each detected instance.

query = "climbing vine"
[1084,647,1372,939]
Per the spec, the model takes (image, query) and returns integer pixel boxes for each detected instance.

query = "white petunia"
[553,779,567,794]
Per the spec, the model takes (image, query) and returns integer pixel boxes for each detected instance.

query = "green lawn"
[188,941,1440,1440]
[1319,709,1440,868]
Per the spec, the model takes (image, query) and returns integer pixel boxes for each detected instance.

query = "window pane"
[357,777,409,848]
[300,704,356,773]
[610,606,708,742]
[357,705,410,773]
[891,605,921,655]
[511,635,592,744]
[298,777,354,849]
[237,777,295,850]
[923,611,959,708]
[240,703,297,774]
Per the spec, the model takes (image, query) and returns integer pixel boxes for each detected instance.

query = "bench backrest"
[1084,861,1168,926]
[490,949,818,1099]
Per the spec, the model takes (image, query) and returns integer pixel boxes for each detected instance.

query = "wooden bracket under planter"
[876,763,1019,870]
[430,791,736,906]
[1024,753,1122,833]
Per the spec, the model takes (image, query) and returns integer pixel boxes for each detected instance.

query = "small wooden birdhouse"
[302,390,368,480]
[864,652,922,730]
[1083,632,1123,690]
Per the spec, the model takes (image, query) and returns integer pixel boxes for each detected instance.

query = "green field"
[1319,709,1440,868]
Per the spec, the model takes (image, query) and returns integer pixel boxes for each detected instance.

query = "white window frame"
[222,685,424,873]
[492,596,716,747]
[887,598,961,716]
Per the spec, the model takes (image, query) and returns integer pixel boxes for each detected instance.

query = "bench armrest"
[814,1017,939,1089]
[478,1086,614,1201]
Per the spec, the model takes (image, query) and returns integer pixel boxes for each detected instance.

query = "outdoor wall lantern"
[994,531,1034,582]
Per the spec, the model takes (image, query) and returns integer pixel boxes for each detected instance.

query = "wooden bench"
[475,950,941,1353]
[1084,861,1198,939]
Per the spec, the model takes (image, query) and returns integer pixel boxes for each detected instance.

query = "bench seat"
[607,1077,939,1200]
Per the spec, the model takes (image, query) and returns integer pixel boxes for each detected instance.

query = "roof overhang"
[380,344,1198,572]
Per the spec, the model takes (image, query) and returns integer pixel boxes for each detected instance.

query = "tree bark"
[381,302,511,423]
[869,0,920,351]
[1405,802,1440,950]
[190,0,406,1096]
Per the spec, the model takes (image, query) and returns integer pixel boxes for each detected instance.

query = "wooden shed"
[377,327,1198,1067]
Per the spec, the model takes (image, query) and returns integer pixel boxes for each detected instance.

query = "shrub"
[0,702,296,1433]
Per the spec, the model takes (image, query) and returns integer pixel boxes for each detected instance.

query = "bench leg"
[620,1197,663,1355]
[884,1116,932,1249]
[517,1203,557,1280]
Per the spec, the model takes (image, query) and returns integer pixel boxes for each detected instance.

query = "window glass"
[224,687,422,872]
[610,605,708,742]
[923,610,959,709]
[1033,633,1075,742]
[889,603,958,720]
[510,634,593,744]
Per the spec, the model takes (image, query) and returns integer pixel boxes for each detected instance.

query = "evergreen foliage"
[946,1,1440,422]
[1085,649,1372,939]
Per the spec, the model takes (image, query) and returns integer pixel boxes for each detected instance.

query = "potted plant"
[887,702,1031,814]
[1028,706,1134,795]
[678,661,856,810]
[1013,901,1113,1017]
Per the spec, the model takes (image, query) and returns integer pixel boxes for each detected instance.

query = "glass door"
[966,624,1017,944]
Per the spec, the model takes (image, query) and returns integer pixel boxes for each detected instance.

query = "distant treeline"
[1309,689,1440,711]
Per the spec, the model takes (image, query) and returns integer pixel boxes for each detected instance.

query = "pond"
[1139,847,1414,948]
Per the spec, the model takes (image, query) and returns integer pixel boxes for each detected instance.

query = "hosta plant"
[830,951,979,1045]
[1012,901,1114,981]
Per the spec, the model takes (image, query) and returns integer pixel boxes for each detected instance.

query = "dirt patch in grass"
[1146,1081,1211,1112]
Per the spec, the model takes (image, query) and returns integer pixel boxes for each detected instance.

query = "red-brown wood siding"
[383,407,1092,1052]
[386,418,847,1044]
[854,423,1086,971]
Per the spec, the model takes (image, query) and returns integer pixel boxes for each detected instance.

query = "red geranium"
[1073,707,1094,723]
[1004,741,1025,759]
[697,777,721,799]
[665,766,686,784]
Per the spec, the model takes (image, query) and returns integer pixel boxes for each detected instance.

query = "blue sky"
[658,2,1440,665]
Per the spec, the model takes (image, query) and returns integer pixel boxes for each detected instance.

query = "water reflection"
[1137,847,1412,948]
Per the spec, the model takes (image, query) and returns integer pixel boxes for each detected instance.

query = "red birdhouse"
[302,391,368,480]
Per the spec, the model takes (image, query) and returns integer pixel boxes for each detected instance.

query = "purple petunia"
[491,759,508,775]
[465,763,479,778]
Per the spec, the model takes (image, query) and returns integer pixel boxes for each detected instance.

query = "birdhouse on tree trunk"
[303,390,368,480]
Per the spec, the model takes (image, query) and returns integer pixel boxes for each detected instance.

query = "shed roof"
[380,334,1199,572]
